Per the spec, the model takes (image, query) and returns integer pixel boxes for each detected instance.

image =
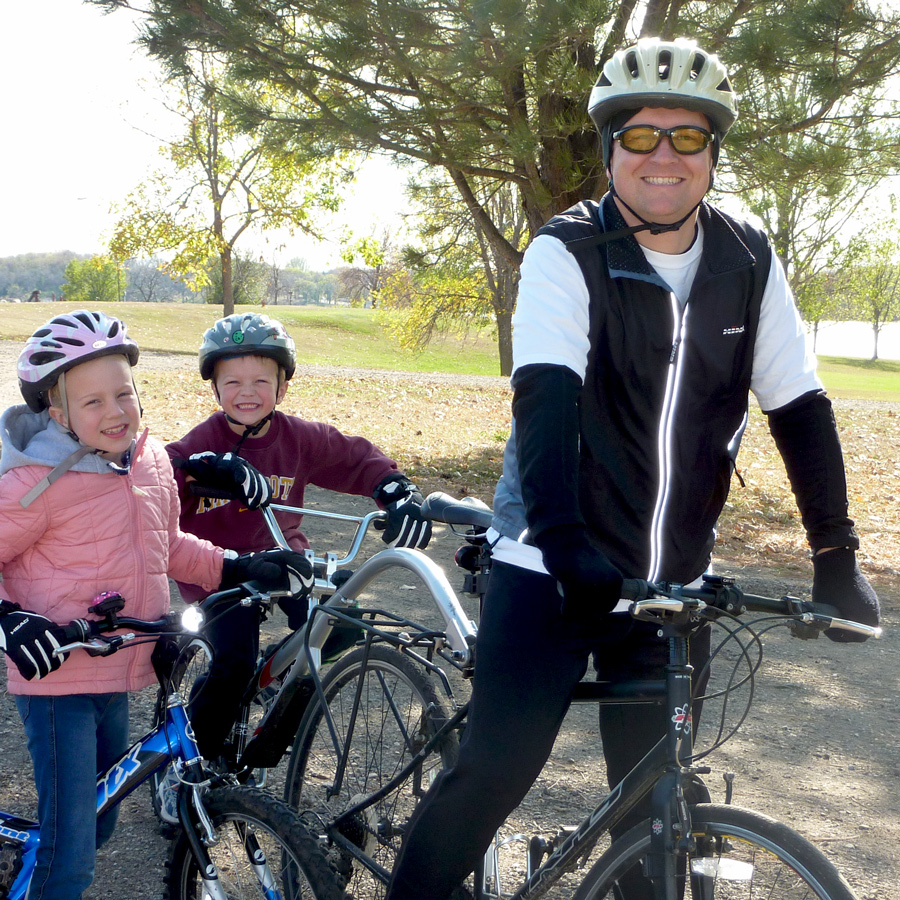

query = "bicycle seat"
[422,492,493,530]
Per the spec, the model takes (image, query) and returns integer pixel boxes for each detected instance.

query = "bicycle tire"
[149,637,215,833]
[164,785,345,900]
[283,644,460,899]
[572,803,860,900]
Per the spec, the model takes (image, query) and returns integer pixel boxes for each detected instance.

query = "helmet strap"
[564,185,701,254]
[609,183,702,236]
[226,411,274,454]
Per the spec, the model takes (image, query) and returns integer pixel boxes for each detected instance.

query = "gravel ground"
[1,342,898,899]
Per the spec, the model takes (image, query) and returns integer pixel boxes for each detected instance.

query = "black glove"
[220,549,314,597]
[175,452,272,510]
[373,476,432,549]
[534,525,623,626]
[811,548,880,643]
[0,601,68,681]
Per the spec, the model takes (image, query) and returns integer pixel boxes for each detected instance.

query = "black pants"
[386,561,711,900]
[189,594,308,760]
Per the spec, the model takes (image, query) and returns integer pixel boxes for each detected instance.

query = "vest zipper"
[648,294,689,582]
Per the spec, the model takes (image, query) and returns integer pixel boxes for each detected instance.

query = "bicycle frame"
[224,504,478,774]
[312,601,707,900]
[2,692,203,900]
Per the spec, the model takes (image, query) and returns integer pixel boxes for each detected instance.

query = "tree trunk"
[496,305,513,377]
[873,323,879,361]
[222,247,234,317]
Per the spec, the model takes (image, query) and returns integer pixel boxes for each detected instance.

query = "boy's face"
[213,355,287,434]
[49,354,141,461]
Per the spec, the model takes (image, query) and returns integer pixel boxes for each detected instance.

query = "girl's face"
[49,354,141,462]
[213,355,287,435]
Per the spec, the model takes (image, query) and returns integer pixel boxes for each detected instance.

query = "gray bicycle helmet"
[18,310,140,412]
[198,312,297,381]
[589,37,738,167]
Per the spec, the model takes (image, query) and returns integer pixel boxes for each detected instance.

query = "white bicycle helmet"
[590,38,737,169]
[199,312,296,382]
[18,310,140,412]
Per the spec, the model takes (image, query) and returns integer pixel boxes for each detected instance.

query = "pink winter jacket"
[0,429,226,696]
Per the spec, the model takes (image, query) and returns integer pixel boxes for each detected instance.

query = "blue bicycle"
[0,588,343,900]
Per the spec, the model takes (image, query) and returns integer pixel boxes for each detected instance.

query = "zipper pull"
[669,338,681,364]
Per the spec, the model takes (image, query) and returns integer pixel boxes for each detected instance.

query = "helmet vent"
[623,50,639,77]
[658,49,672,80]
[29,351,67,366]
[72,312,99,331]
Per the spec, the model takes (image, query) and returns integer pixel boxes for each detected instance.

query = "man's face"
[608,106,713,226]
[49,354,141,461]
[213,354,286,433]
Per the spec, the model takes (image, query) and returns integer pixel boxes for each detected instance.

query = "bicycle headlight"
[181,606,204,633]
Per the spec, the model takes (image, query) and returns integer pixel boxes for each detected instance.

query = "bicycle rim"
[164,786,344,900]
[284,644,459,899]
[573,804,860,900]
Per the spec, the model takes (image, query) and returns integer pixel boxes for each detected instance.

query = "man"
[385,37,880,900]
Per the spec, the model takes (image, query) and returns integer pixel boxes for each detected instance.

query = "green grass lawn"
[817,356,900,402]
[0,302,502,376]
[3,303,899,397]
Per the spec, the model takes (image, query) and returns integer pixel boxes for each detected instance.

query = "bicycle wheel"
[284,643,460,899]
[150,637,215,832]
[164,785,345,900]
[572,803,860,900]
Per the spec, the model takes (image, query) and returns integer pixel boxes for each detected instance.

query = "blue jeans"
[15,693,130,900]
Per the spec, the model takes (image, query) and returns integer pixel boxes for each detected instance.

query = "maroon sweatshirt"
[167,410,399,601]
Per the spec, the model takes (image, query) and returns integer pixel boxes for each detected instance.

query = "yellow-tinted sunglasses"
[612,125,715,155]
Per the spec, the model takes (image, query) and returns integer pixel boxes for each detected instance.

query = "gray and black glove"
[220,549,314,597]
[373,476,432,550]
[175,451,273,510]
[811,548,880,643]
[0,600,68,681]
[535,525,623,627]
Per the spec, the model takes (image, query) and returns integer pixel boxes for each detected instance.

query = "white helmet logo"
[92,340,109,349]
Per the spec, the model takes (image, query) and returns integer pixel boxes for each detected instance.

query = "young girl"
[0,310,311,900]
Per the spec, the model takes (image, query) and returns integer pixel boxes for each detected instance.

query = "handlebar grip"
[187,482,243,501]
[58,619,93,644]
[620,578,650,601]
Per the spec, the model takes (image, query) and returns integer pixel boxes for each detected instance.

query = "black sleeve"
[512,363,584,541]
[766,390,858,552]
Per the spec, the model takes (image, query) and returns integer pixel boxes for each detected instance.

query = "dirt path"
[0,342,897,899]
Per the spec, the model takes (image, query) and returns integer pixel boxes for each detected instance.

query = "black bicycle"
[149,492,481,874]
[283,564,879,900]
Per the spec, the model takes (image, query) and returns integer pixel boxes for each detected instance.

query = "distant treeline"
[0,252,341,305]
[0,252,84,300]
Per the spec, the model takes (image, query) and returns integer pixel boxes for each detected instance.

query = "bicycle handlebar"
[52,586,257,657]
[621,576,881,640]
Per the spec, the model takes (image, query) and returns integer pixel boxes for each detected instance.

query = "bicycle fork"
[645,628,711,900]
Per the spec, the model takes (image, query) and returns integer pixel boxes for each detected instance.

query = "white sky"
[0,1,407,270]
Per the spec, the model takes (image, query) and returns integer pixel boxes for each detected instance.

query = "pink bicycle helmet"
[18,310,140,412]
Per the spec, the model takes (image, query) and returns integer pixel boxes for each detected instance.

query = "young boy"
[166,311,432,765]
[0,310,311,900]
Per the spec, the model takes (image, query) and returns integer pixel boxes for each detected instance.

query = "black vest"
[537,196,772,582]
